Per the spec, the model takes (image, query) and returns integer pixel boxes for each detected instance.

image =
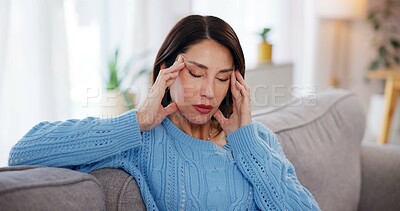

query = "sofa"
[1,89,400,211]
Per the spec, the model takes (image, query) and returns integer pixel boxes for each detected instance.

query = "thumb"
[162,102,178,117]
[213,109,226,125]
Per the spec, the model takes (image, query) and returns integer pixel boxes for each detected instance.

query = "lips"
[193,104,214,114]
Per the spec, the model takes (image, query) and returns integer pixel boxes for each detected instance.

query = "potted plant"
[258,28,273,64]
[102,49,150,117]
[367,0,400,70]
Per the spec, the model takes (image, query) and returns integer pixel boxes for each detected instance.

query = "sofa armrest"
[89,168,145,211]
[0,165,105,211]
[358,144,400,211]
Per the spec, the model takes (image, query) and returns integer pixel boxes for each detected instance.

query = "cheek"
[169,76,183,102]
[170,74,199,103]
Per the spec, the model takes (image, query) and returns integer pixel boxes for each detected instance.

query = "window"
[64,0,139,118]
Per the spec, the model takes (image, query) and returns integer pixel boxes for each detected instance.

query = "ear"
[161,63,167,69]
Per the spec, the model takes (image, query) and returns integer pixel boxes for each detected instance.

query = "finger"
[176,54,184,62]
[165,70,181,87]
[165,61,185,73]
[235,70,247,87]
[171,54,183,66]
[171,55,185,70]
[236,81,250,102]
[230,71,241,100]
[160,55,185,75]
[230,70,236,88]
[235,70,250,93]
[213,109,227,125]
[162,102,178,117]
[156,63,183,87]
[235,70,244,82]
[147,81,165,99]
[164,71,180,81]
[150,56,184,100]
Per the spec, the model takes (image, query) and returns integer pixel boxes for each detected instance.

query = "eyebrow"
[186,60,234,73]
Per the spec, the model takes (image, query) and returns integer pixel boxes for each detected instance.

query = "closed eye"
[217,78,230,82]
[188,69,202,78]
[188,68,229,82]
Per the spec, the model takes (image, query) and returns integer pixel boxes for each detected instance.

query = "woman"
[9,15,320,210]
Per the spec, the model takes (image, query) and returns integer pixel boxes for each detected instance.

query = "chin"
[182,112,212,125]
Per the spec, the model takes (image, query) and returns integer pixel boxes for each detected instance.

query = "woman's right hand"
[136,55,185,131]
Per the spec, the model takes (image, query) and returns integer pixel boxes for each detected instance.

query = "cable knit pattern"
[8,110,320,210]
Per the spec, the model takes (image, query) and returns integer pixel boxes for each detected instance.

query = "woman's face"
[169,40,234,125]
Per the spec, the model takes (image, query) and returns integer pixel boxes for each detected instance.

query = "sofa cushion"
[252,89,365,211]
[358,144,400,211]
[90,168,146,211]
[0,165,105,211]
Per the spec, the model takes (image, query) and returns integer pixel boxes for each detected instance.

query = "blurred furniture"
[316,0,367,88]
[1,89,400,211]
[245,63,293,112]
[368,70,400,144]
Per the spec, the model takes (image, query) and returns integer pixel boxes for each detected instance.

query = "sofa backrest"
[252,89,365,211]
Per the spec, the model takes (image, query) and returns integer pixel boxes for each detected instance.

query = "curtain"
[0,0,193,166]
[131,0,192,104]
[0,0,10,82]
[0,0,70,166]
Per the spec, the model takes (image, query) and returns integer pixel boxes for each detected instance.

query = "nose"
[199,79,215,99]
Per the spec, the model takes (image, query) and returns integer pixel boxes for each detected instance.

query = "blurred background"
[1,0,399,166]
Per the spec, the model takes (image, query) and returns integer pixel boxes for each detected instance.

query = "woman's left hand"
[213,70,252,135]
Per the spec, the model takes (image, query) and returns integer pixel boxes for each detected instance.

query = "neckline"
[162,117,230,151]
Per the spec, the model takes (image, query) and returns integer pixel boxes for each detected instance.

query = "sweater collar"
[162,117,230,151]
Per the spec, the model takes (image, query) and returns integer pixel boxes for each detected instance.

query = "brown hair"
[153,15,245,118]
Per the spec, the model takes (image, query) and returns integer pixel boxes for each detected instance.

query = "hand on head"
[137,55,185,132]
[137,54,251,135]
[213,70,252,135]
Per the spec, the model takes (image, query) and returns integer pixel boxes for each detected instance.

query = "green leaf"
[105,48,152,91]
[373,20,380,30]
[137,67,149,76]
[379,46,387,59]
[367,11,375,20]
[369,59,380,70]
[384,8,391,18]
[106,48,122,90]
[107,62,120,90]
[261,28,270,36]
[390,39,400,49]
[394,56,400,64]
[123,91,134,110]
[259,28,271,41]
[114,49,119,65]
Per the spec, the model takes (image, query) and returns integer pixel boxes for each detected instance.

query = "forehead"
[184,40,234,69]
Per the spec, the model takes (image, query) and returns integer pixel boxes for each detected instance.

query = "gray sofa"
[1,89,400,211]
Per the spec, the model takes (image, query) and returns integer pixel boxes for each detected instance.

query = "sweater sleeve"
[227,121,320,211]
[8,109,143,167]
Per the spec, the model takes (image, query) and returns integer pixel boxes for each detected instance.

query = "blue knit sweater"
[9,109,320,210]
